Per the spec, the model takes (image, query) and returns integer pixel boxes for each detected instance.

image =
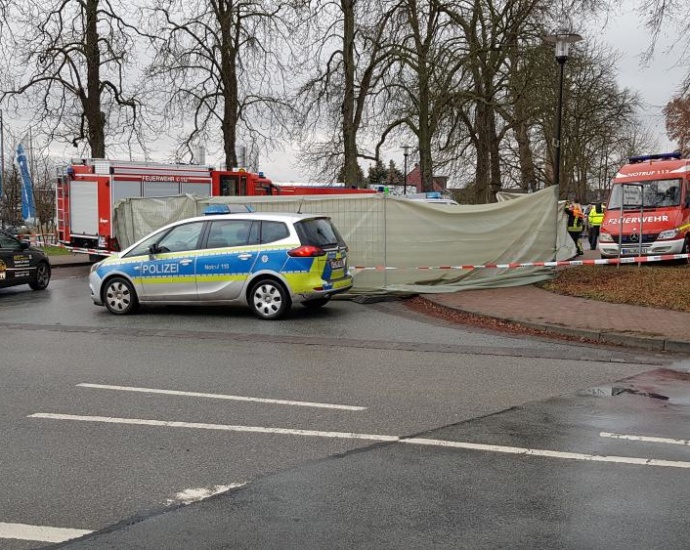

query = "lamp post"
[402,145,410,195]
[543,31,582,189]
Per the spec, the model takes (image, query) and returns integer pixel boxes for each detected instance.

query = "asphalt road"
[1,266,688,549]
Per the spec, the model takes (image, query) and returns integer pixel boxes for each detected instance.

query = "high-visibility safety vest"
[588,204,605,227]
[565,203,584,232]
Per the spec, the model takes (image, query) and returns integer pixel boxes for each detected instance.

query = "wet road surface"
[1,268,689,549]
[53,366,690,550]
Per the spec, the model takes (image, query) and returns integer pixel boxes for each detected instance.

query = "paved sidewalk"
[423,285,690,354]
[49,251,690,354]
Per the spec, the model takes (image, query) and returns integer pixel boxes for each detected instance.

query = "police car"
[0,230,51,291]
[88,211,353,320]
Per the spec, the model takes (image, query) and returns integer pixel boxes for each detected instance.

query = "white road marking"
[28,413,399,441]
[401,438,690,469]
[601,431,690,447]
[0,522,92,543]
[29,413,690,469]
[76,383,366,411]
[165,483,245,506]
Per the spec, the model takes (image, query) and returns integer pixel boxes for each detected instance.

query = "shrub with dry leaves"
[539,264,690,312]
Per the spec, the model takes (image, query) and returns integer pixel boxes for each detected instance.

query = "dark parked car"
[0,230,51,291]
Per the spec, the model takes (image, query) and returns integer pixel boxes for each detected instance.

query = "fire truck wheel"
[103,277,140,315]
[249,278,291,320]
[29,262,51,291]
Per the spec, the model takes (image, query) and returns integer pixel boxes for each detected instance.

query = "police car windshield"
[295,218,344,248]
[608,179,681,210]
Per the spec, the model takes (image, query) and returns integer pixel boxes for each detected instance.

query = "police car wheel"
[249,279,291,320]
[301,298,330,309]
[29,262,51,291]
[103,277,139,315]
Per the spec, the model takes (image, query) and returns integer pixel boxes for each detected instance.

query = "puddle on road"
[578,367,690,406]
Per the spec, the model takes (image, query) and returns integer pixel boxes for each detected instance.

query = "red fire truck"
[598,152,690,259]
[56,158,375,256]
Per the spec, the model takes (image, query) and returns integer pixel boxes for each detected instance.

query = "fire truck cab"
[56,159,267,256]
[598,152,690,259]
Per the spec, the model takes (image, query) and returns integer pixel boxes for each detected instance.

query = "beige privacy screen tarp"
[113,186,572,294]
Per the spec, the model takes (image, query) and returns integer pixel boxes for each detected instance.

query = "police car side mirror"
[148,244,160,255]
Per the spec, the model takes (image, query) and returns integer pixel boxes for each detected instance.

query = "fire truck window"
[220,176,239,196]
[658,184,680,207]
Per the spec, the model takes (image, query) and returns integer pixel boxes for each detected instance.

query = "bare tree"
[0,0,146,158]
[372,0,472,193]
[145,0,297,169]
[295,0,399,185]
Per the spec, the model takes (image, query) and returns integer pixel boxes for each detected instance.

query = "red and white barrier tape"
[56,243,116,256]
[351,253,690,272]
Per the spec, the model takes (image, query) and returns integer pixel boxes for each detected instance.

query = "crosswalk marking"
[77,383,366,411]
[0,522,92,543]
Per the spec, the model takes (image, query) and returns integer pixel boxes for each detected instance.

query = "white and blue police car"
[89,209,353,320]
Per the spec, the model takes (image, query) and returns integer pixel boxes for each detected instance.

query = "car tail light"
[288,245,326,257]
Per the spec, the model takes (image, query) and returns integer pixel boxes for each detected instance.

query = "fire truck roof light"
[628,152,682,163]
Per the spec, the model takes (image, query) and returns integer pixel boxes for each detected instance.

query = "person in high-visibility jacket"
[588,202,605,250]
[565,199,585,256]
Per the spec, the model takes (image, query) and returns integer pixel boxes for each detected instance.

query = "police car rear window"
[295,218,344,248]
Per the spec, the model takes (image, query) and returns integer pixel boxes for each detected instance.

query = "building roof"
[405,163,448,193]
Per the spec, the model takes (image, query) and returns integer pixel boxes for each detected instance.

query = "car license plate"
[330,258,345,269]
[622,248,648,255]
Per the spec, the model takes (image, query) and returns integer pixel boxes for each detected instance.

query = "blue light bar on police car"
[204,204,231,215]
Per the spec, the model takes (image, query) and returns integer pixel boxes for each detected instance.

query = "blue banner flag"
[15,143,36,221]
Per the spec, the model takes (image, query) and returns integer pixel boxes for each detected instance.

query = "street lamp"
[543,31,583,189]
[402,145,410,195]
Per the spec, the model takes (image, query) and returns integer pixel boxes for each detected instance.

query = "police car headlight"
[90,261,102,274]
[658,229,679,240]
[599,233,614,243]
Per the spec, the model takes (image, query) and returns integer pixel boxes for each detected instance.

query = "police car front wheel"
[103,277,140,315]
[249,279,291,320]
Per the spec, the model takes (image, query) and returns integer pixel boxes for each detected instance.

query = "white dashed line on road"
[29,413,690,469]
[601,431,690,446]
[0,522,92,543]
[77,383,366,411]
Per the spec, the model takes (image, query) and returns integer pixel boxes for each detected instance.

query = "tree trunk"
[220,3,238,169]
[85,0,105,158]
[513,92,537,192]
[341,0,359,187]
[475,97,491,203]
